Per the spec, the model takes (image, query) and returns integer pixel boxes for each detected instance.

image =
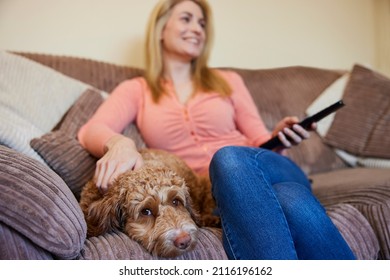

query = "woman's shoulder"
[214,68,241,79]
[213,68,246,88]
[110,76,148,99]
[117,76,147,88]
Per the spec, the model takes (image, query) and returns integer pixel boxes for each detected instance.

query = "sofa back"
[16,52,347,175]
[233,67,347,174]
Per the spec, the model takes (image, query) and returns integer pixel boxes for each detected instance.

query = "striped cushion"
[325,64,390,158]
[312,167,390,259]
[327,204,379,260]
[0,222,53,260]
[77,228,227,260]
[0,51,91,162]
[0,145,86,259]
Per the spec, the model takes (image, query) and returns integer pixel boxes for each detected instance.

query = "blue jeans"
[209,146,355,260]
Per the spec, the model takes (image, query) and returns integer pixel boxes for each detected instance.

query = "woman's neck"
[163,58,195,104]
[163,58,192,84]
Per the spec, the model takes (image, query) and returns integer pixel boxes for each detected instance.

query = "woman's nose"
[189,21,202,33]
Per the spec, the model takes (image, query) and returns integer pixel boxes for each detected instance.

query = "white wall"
[375,0,390,76]
[0,0,378,71]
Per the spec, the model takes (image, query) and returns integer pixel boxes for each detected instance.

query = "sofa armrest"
[311,168,390,259]
[0,145,86,259]
[78,228,227,260]
[0,221,53,259]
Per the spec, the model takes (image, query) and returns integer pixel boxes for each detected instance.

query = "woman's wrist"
[103,134,137,154]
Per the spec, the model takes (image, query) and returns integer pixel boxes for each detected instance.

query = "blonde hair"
[144,0,232,102]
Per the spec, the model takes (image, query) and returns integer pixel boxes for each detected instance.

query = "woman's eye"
[181,16,190,23]
[141,208,153,216]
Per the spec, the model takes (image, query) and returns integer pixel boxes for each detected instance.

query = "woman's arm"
[77,78,145,192]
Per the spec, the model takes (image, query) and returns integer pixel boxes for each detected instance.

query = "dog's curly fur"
[79,149,218,258]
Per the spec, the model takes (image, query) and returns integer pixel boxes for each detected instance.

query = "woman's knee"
[209,146,252,197]
[210,146,244,171]
[273,182,324,224]
[209,146,265,182]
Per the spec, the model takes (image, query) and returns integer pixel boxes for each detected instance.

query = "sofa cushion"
[0,145,86,259]
[0,222,53,260]
[325,64,390,159]
[312,167,390,259]
[305,67,390,169]
[0,51,93,163]
[77,228,227,260]
[327,203,379,260]
[14,52,144,94]
[30,88,145,200]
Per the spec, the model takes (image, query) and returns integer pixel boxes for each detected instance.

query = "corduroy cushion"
[0,145,86,259]
[30,88,145,200]
[312,167,390,259]
[326,204,379,260]
[325,64,390,158]
[0,222,53,260]
[78,228,227,260]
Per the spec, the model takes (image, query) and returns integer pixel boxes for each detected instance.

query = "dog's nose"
[174,233,192,250]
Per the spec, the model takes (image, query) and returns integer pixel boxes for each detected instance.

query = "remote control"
[260,100,345,150]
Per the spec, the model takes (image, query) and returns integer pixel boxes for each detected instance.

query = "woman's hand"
[272,116,317,150]
[94,135,144,193]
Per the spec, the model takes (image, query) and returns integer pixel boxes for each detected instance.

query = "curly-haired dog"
[140,149,219,227]
[79,149,218,258]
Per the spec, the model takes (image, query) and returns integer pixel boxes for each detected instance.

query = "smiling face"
[161,0,206,62]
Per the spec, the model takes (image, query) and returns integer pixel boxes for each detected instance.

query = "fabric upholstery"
[0,145,86,259]
[312,167,390,259]
[0,222,53,260]
[325,64,390,158]
[326,204,379,260]
[14,52,144,93]
[1,52,388,260]
[78,228,227,260]
[0,51,91,163]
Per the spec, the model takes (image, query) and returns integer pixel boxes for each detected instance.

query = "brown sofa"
[1,52,389,260]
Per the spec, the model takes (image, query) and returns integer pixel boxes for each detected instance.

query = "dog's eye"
[141,208,153,216]
[172,198,181,207]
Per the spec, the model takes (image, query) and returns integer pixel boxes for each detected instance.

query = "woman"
[78,0,355,260]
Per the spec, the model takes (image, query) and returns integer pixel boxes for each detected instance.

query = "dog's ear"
[184,189,202,226]
[85,190,125,236]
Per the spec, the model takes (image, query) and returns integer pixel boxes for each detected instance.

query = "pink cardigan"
[78,70,271,175]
